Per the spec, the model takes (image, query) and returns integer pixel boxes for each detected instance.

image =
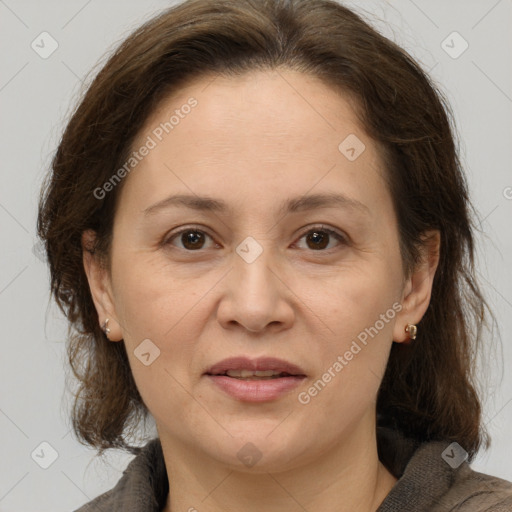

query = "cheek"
[113,258,201,421]
[299,256,401,406]
[296,275,398,429]
[307,260,400,341]
[110,249,195,336]
[110,251,211,384]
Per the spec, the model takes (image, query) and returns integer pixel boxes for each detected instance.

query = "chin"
[201,423,313,473]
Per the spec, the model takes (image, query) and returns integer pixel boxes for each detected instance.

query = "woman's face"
[86,69,434,472]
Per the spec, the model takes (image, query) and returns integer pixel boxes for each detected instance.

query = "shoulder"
[73,438,168,512]
[434,464,512,512]
[377,427,512,512]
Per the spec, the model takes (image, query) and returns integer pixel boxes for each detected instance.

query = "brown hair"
[37,0,492,458]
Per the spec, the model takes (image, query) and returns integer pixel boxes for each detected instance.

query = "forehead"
[121,69,388,217]
[139,69,364,149]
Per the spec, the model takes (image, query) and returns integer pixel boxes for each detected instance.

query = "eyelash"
[163,224,348,253]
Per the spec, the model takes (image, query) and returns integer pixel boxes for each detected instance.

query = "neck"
[160,415,397,512]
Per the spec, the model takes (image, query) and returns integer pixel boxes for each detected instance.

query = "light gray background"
[0,1,511,510]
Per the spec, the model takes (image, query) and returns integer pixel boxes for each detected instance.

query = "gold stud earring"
[405,323,417,340]
[102,318,111,338]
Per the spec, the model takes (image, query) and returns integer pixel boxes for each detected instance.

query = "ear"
[82,229,123,342]
[393,229,441,343]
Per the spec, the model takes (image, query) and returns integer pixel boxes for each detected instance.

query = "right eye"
[164,227,218,251]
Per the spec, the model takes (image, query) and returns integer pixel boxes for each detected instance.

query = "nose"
[216,243,295,334]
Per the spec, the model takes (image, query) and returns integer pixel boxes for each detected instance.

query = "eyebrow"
[143,192,370,217]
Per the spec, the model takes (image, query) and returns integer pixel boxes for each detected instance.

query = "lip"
[206,356,306,376]
[204,356,307,402]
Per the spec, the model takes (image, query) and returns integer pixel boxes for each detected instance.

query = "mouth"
[204,357,306,402]
[205,356,307,379]
[215,369,299,380]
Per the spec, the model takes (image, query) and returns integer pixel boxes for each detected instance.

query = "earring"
[102,318,111,338]
[405,323,417,340]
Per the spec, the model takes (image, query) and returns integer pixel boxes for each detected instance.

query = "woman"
[37,0,512,510]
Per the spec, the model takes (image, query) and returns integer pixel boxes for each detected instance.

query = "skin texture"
[83,69,440,512]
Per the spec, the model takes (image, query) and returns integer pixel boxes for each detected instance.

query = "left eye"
[294,226,347,251]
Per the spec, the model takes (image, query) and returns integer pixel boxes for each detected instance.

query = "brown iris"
[306,230,329,250]
[181,230,206,250]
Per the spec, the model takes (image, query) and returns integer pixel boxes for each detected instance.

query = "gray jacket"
[74,427,512,511]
